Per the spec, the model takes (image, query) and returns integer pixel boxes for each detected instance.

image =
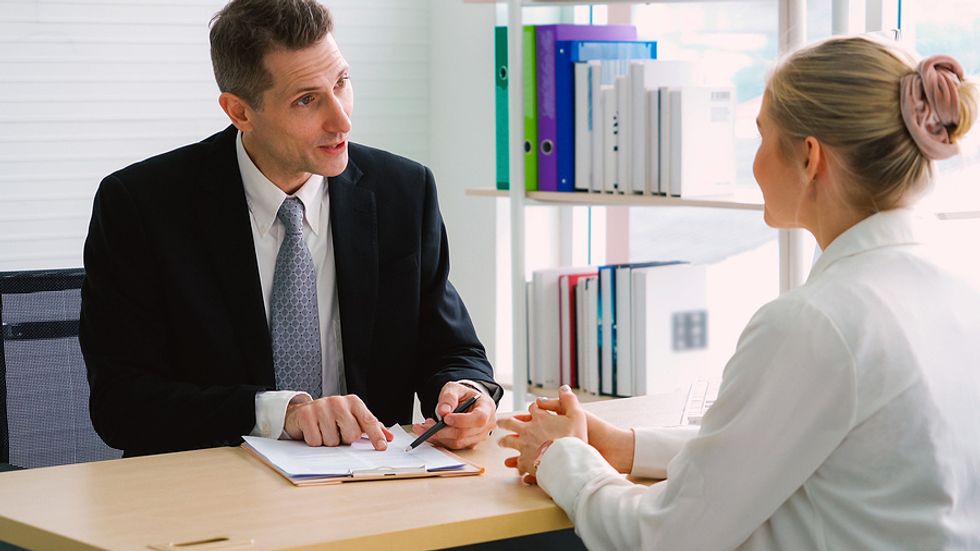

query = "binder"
[494,26,509,190]
[241,429,483,487]
[534,24,636,192]
[555,39,655,192]
[524,26,539,191]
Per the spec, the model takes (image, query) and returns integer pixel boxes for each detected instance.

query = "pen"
[404,395,480,452]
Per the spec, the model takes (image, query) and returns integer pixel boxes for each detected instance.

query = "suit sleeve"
[80,174,264,454]
[414,166,502,416]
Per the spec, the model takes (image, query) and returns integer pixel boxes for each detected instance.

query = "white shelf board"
[466,187,765,211]
[465,0,756,5]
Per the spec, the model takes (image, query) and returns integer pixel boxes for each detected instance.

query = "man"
[79,0,501,457]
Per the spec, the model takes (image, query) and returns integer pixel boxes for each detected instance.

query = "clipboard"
[241,442,483,486]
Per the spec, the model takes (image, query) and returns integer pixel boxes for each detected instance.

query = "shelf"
[465,0,756,5]
[466,187,764,211]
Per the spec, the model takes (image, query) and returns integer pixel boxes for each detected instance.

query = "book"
[631,264,708,396]
[241,426,482,486]
[668,86,736,197]
[534,24,636,192]
[557,39,655,192]
[581,275,600,395]
[494,26,509,190]
[599,261,683,396]
[531,266,594,388]
[628,60,699,195]
[559,271,597,388]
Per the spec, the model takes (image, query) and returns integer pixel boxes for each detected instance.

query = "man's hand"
[283,394,394,451]
[411,381,497,449]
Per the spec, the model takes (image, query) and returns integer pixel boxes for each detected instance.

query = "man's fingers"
[298,408,323,447]
[443,400,493,429]
[316,405,341,447]
[382,426,395,442]
[350,398,387,450]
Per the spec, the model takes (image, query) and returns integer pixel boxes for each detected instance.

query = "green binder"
[494,26,509,190]
[523,25,538,191]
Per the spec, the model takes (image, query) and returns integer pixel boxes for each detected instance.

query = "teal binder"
[494,26,509,190]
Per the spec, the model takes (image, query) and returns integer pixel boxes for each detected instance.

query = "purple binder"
[535,24,637,191]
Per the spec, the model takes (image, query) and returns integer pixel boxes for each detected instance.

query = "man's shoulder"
[108,126,236,188]
[348,142,427,184]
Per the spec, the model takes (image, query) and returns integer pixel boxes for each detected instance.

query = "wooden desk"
[0,393,684,551]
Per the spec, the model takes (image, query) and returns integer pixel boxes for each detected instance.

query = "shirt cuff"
[630,425,700,479]
[536,437,620,514]
[250,390,312,439]
[458,379,491,397]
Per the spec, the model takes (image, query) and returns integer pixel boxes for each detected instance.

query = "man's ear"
[218,92,255,133]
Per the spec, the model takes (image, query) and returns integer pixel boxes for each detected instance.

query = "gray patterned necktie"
[270,197,322,398]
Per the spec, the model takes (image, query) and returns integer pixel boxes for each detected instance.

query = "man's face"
[241,33,353,189]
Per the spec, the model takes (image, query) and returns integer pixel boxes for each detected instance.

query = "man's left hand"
[412,381,497,449]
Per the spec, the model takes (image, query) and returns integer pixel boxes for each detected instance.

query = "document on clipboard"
[241,425,483,486]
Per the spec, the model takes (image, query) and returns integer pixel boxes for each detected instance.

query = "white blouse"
[536,209,980,550]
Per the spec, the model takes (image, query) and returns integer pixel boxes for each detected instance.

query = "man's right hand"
[283,394,394,451]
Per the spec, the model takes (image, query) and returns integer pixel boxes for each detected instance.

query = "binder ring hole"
[540,140,554,155]
[523,141,532,154]
[499,67,507,80]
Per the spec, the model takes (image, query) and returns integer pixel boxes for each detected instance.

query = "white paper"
[242,425,464,478]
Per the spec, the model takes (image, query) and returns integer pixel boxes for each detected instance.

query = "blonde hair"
[765,36,977,214]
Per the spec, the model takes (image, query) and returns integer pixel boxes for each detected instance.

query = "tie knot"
[277,197,305,235]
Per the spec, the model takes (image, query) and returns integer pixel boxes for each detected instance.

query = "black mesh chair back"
[0,269,121,468]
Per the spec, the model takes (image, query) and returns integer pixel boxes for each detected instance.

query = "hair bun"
[900,54,965,160]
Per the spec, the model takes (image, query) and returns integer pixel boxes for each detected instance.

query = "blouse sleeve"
[536,298,857,551]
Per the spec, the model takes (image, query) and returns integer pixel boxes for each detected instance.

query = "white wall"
[0,0,434,269]
[427,0,498,368]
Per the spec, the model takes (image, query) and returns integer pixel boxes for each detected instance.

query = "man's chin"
[315,152,349,178]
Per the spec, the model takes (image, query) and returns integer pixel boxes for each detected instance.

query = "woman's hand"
[536,395,636,474]
[498,385,588,484]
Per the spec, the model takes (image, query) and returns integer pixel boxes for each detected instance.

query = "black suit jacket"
[80,125,501,456]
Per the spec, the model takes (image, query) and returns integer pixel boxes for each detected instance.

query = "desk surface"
[0,393,684,551]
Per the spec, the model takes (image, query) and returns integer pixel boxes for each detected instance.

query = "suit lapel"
[328,157,376,398]
[193,127,275,387]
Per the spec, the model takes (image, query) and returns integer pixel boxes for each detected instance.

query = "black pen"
[404,395,480,452]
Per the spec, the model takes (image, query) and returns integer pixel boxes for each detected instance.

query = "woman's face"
[753,95,807,229]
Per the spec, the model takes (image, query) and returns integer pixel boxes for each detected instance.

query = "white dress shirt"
[537,208,980,550]
[235,132,346,438]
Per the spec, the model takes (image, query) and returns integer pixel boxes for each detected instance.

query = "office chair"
[0,268,121,469]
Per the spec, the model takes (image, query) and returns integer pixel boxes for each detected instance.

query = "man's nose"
[323,95,352,135]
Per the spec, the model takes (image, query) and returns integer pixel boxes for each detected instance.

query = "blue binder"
[555,40,657,192]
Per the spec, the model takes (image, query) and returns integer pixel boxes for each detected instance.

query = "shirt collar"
[236,131,325,236]
[807,208,926,282]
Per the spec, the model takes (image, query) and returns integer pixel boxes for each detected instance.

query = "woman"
[499,37,980,550]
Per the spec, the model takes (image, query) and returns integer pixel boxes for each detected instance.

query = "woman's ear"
[803,136,823,184]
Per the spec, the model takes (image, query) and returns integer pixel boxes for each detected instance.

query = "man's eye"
[336,76,349,89]
[297,95,315,106]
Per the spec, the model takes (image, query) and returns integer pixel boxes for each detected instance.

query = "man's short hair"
[209,0,333,109]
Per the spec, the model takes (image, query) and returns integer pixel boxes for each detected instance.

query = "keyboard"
[680,379,720,425]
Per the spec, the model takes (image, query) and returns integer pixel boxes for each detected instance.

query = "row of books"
[527,262,710,397]
[494,24,736,197]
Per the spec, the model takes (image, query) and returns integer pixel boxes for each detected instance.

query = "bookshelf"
[473,0,808,409]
